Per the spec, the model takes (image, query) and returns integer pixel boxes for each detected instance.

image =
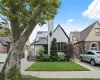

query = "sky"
[28,0,100,43]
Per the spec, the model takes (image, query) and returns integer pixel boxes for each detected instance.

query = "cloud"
[67,19,74,23]
[29,21,86,43]
[82,0,100,19]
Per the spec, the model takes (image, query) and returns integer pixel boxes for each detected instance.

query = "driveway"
[79,61,100,70]
[74,59,100,71]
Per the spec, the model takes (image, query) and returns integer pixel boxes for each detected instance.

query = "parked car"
[79,50,100,66]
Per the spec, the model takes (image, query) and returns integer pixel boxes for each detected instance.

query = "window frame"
[57,42,66,52]
[91,43,98,51]
[95,28,100,36]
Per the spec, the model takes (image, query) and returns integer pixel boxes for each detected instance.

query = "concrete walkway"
[21,58,100,78]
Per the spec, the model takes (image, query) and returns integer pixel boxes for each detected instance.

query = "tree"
[0,0,61,80]
[0,26,11,37]
[64,43,73,61]
[50,38,58,61]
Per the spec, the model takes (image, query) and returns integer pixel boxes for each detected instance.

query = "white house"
[33,20,70,56]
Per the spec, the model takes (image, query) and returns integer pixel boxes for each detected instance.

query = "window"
[87,52,95,55]
[95,28,100,36]
[57,42,65,52]
[91,43,98,50]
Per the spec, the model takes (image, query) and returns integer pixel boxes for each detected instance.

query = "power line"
[80,0,100,28]
[87,0,100,17]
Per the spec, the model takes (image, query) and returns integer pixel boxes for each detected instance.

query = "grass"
[26,62,89,71]
[0,62,4,64]
[16,77,100,80]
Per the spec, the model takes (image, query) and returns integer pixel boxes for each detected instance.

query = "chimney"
[48,20,53,55]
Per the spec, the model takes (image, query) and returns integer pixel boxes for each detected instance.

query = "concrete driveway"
[74,59,100,71]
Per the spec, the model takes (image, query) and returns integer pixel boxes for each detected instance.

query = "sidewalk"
[21,58,100,78]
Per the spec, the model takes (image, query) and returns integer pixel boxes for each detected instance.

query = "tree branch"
[22,3,43,40]
[10,18,20,42]
[10,6,20,42]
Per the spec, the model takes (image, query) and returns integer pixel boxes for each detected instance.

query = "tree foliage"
[64,43,73,61]
[0,0,61,79]
[0,26,11,37]
[50,38,58,60]
[0,0,61,41]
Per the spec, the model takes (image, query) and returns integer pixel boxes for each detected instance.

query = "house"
[33,20,70,56]
[0,37,11,53]
[69,21,100,58]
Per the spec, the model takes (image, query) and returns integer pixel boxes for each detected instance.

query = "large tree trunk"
[0,37,27,80]
[0,4,43,80]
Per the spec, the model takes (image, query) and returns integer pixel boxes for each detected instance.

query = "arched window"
[91,43,98,50]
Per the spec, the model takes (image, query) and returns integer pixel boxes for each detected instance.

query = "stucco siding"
[85,23,100,41]
[0,42,7,53]
[52,27,68,43]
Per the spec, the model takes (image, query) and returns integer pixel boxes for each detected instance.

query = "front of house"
[33,20,70,56]
[69,21,100,58]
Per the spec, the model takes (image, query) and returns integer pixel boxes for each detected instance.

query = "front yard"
[26,62,89,71]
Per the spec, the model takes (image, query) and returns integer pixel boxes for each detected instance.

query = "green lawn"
[16,77,100,80]
[26,62,89,71]
[0,62,4,64]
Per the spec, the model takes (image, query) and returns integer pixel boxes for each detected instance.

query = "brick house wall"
[0,42,8,53]
[85,41,100,51]
[73,41,85,58]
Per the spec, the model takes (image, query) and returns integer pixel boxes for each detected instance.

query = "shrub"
[43,54,50,61]
[58,55,65,61]
[38,47,44,57]
[50,38,58,57]
[38,56,43,61]
[28,50,34,56]
[51,56,58,61]
[64,43,73,61]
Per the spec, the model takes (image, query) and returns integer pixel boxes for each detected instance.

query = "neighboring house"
[24,41,30,50]
[0,37,11,53]
[69,21,100,58]
[33,20,70,56]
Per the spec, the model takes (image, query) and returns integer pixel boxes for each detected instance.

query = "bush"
[38,47,44,57]
[50,38,58,58]
[43,54,50,61]
[37,56,43,61]
[64,43,73,61]
[51,56,58,61]
[58,55,65,61]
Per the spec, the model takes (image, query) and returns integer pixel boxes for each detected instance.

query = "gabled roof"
[54,24,70,39]
[70,31,80,41]
[32,24,69,45]
[70,21,99,42]
[34,37,47,45]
